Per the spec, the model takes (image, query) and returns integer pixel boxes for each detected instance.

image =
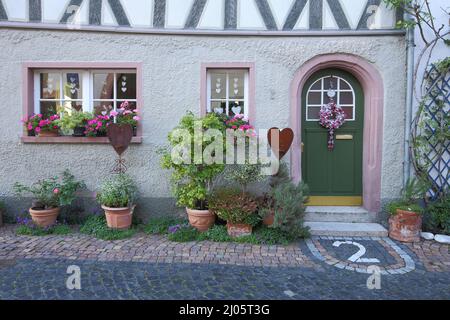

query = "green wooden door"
[301,69,364,206]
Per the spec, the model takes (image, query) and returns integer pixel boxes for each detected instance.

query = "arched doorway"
[289,54,384,212]
[302,69,364,206]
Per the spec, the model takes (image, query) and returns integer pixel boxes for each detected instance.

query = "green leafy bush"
[167,224,294,245]
[16,217,72,236]
[56,111,93,132]
[208,189,260,225]
[224,162,264,193]
[14,170,85,209]
[271,182,310,238]
[80,215,136,240]
[387,202,424,215]
[197,225,232,242]
[96,174,138,208]
[253,227,294,245]
[160,112,226,210]
[424,198,450,235]
[167,225,199,242]
[387,178,428,215]
[144,217,186,235]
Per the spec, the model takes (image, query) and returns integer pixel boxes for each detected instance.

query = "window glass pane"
[323,92,333,104]
[93,101,114,116]
[40,101,61,118]
[340,79,351,90]
[342,107,354,120]
[308,91,321,104]
[340,92,353,104]
[323,76,337,91]
[307,107,321,120]
[63,72,82,100]
[61,101,83,113]
[211,101,226,115]
[228,72,245,99]
[310,79,321,90]
[40,73,61,99]
[229,101,244,116]
[117,73,137,100]
[116,101,137,111]
[93,73,114,100]
[210,72,226,99]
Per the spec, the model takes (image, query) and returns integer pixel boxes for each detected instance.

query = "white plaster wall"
[413,0,449,110]
[0,28,406,214]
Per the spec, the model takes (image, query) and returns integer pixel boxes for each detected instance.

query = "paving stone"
[0,225,448,299]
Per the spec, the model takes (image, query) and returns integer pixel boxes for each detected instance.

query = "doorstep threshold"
[305,222,388,237]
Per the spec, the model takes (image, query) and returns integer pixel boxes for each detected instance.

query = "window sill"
[21,136,143,144]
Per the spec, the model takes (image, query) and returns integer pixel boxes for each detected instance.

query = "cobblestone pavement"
[0,226,313,268]
[0,226,449,300]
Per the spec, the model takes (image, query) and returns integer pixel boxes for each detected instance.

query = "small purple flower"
[168,225,181,234]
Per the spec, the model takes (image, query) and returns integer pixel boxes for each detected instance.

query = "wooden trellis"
[411,63,450,200]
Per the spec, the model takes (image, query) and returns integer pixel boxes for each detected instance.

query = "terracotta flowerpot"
[186,208,215,232]
[38,129,59,137]
[262,211,275,226]
[388,209,422,242]
[102,205,134,230]
[227,222,253,238]
[29,207,60,228]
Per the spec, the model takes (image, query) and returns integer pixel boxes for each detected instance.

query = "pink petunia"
[110,110,119,117]
[133,116,140,121]
[35,127,41,133]
[53,188,60,194]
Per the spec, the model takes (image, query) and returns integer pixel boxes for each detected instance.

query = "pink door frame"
[289,53,384,212]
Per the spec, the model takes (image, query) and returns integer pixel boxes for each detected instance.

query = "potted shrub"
[114,101,140,136]
[13,170,85,228]
[209,189,259,237]
[270,181,310,239]
[161,112,226,232]
[57,111,93,137]
[96,173,138,230]
[387,178,428,242]
[258,162,291,226]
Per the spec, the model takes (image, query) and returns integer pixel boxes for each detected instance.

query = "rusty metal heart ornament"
[267,127,294,159]
[107,123,133,156]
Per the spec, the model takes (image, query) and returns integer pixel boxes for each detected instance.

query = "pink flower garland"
[319,102,346,151]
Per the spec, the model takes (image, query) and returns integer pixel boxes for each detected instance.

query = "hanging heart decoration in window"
[231,106,241,115]
[319,101,346,151]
